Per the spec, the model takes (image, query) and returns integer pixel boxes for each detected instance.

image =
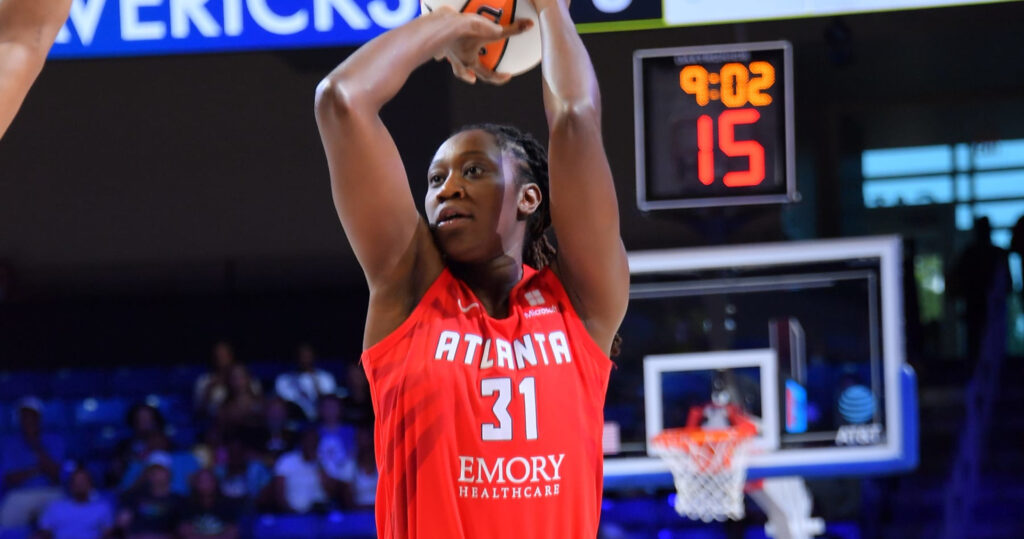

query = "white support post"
[747,477,825,539]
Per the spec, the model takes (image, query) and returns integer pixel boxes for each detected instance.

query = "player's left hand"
[431,7,533,85]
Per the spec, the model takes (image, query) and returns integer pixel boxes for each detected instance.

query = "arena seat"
[39,398,70,429]
[0,371,50,400]
[51,367,111,398]
[319,509,377,538]
[144,394,190,426]
[251,514,322,539]
[0,399,68,432]
[110,367,175,397]
[168,364,206,391]
[0,526,31,539]
[0,402,11,434]
[73,397,128,426]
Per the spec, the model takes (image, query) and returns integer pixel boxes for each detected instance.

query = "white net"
[651,428,755,522]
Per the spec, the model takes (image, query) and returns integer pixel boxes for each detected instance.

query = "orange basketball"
[419,0,542,75]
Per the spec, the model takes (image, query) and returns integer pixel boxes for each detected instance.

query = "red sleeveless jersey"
[361,265,612,538]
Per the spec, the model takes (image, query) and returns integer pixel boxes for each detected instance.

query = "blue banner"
[49,0,420,59]
[48,0,663,60]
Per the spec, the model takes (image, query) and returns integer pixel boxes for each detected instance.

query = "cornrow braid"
[455,123,622,357]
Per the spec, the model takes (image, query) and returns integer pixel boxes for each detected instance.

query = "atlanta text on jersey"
[434,331,573,370]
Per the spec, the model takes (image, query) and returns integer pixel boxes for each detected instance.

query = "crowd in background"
[0,342,376,539]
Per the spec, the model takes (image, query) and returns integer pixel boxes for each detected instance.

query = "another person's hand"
[429,6,533,85]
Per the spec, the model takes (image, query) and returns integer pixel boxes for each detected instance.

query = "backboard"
[603,236,918,488]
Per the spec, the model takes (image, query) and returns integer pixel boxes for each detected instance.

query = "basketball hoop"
[651,419,757,522]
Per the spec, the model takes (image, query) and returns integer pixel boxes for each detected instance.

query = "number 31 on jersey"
[481,377,538,441]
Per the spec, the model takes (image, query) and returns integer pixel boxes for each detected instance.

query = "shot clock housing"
[634,41,797,210]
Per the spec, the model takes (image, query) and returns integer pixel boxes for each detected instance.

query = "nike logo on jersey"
[458,298,480,313]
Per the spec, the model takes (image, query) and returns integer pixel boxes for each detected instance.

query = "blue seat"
[248,361,286,387]
[110,367,174,397]
[167,424,199,448]
[601,497,664,529]
[252,514,321,539]
[0,399,68,432]
[168,365,205,392]
[321,510,377,538]
[73,397,128,426]
[143,394,189,426]
[51,368,111,398]
[0,402,11,434]
[71,424,128,461]
[0,371,51,400]
[0,526,31,539]
[82,459,109,487]
[39,399,70,429]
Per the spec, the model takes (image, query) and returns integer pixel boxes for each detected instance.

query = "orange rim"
[653,421,756,447]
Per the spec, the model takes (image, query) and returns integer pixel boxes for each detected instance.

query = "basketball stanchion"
[747,477,825,539]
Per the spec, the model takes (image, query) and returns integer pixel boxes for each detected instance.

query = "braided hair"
[455,123,622,356]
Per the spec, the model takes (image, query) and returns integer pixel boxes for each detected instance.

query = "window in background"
[862,138,1024,249]
[863,138,1024,354]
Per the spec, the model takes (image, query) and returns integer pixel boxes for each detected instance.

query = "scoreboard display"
[634,41,797,210]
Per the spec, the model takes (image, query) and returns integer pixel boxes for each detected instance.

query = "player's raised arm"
[534,0,629,353]
[314,9,532,284]
[0,0,72,138]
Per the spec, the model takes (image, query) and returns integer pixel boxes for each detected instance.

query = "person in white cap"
[0,396,65,527]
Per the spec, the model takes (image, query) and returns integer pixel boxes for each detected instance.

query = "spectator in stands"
[195,425,226,471]
[343,362,374,428]
[195,341,260,419]
[259,397,298,465]
[213,436,272,513]
[0,397,65,527]
[178,469,239,539]
[117,430,199,498]
[352,427,378,509]
[272,427,343,514]
[216,364,264,435]
[116,452,184,539]
[316,394,355,507]
[37,466,113,539]
[274,344,337,421]
[109,404,166,488]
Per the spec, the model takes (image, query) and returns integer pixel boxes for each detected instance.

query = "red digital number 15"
[697,108,765,187]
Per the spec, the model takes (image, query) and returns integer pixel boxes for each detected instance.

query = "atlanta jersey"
[361,265,612,538]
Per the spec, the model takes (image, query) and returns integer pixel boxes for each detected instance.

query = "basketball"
[420,0,542,75]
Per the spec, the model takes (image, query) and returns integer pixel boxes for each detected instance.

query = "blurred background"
[0,0,1022,537]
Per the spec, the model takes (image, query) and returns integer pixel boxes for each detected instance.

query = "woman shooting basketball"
[314,1,628,536]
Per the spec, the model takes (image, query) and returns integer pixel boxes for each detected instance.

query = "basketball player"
[314,0,628,536]
[0,0,71,138]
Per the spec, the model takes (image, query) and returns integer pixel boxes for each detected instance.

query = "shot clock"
[634,41,797,210]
